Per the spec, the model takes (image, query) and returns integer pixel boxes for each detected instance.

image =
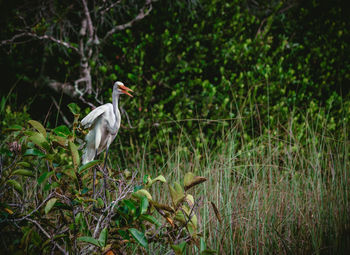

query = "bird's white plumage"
[81,104,110,129]
[81,81,132,165]
[81,103,120,164]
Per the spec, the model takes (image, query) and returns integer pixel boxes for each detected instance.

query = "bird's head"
[114,81,133,97]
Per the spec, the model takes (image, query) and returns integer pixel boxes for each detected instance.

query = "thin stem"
[102,146,110,202]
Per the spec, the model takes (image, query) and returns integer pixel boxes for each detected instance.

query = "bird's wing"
[80,103,112,129]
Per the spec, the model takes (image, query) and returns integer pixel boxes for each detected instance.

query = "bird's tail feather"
[82,147,95,165]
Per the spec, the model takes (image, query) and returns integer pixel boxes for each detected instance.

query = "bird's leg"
[93,150,97,199]
[102,146,110,202]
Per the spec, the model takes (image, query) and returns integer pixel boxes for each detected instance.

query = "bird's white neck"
[111,90,121,132]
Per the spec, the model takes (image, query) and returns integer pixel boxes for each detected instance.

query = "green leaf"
[16,161,31,168]
[128,228,148,248]
[185,194,194,207]
[77,236,101,247]
[69,141,80,168]
[29,132,50,151]
[5,124,23,131]
[140,214,161,227]
[54,202,72,210]
[62,168,77,180]
[140,196,149,215]
[171,241,187,255]
[174,182,183,194]
[184,172,195,187]
[201,249,217,254]
[78,160,102,173]
[52,135,68,147]
[98,227,108,248]
[175,210,186,223]
[45,198,57,214]
[67,103,80,115]
[175,206,197,229]
[12,169,34,178]
[124,200,136,215]
[132,189,152,200]
[23,148,45,157]
[28,120,47,137]
[81,187,89,195]
[150,201,174,213]
[38,171,54,184]
[117,229,129,240]
[184,175,207,191]
[134,185,143,192]
[169,182,185,206]
[53,125,71,137]
[143,174,149,184]
[145,174,166,187]
[97,198,104,208]
[6,179,23,194]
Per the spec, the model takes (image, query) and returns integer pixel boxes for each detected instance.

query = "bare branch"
[99,0,122,15]
[79,95,97,109]
[1,32,80,54]
[120,107,135,128]
[81,0,94,39]
[50,96,72,127]
[47,80,79,98]
[103,0,152,42]
[13,193,54,222]
[27,218,68,254]
[74,61,93,94]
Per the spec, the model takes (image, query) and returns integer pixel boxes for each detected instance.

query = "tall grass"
[113,110,349,254]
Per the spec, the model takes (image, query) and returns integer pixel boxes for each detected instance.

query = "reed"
[114,109,349,254]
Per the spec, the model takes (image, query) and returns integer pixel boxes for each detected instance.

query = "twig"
[43,101,54,127]
[99,0,122,15]
[103,0,152,42]
[27,218,68,254]
[120,107,134,128]
[12,193,54,222]
[1,32,80,54]
[79,95,97,109]
[92,173,136,238]
[50,96,71,127]
[175,199,200,243]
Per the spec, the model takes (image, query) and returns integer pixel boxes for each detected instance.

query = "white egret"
[80,81,133,198]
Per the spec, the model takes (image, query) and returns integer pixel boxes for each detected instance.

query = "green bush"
[0,117,212,254]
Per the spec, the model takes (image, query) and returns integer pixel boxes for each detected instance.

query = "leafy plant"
[0,116,212,254]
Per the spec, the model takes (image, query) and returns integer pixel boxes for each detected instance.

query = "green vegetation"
[0,116,211,254]
[0,0,349,254]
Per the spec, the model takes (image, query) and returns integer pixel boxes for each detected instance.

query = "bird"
[80,81,133,198]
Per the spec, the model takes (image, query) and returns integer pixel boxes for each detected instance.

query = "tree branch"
[81,0,94,39]
[12,193,54,222]
[103,0,152,42]
[99,0,122,16]
[27,218,68,254]
[1,32,80,54]
[47,79,79,97]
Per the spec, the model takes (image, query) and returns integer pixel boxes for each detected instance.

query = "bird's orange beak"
[119,84,134,97]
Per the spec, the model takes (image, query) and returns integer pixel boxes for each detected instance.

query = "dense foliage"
[1,1,349,141]
[0,115,212,254]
